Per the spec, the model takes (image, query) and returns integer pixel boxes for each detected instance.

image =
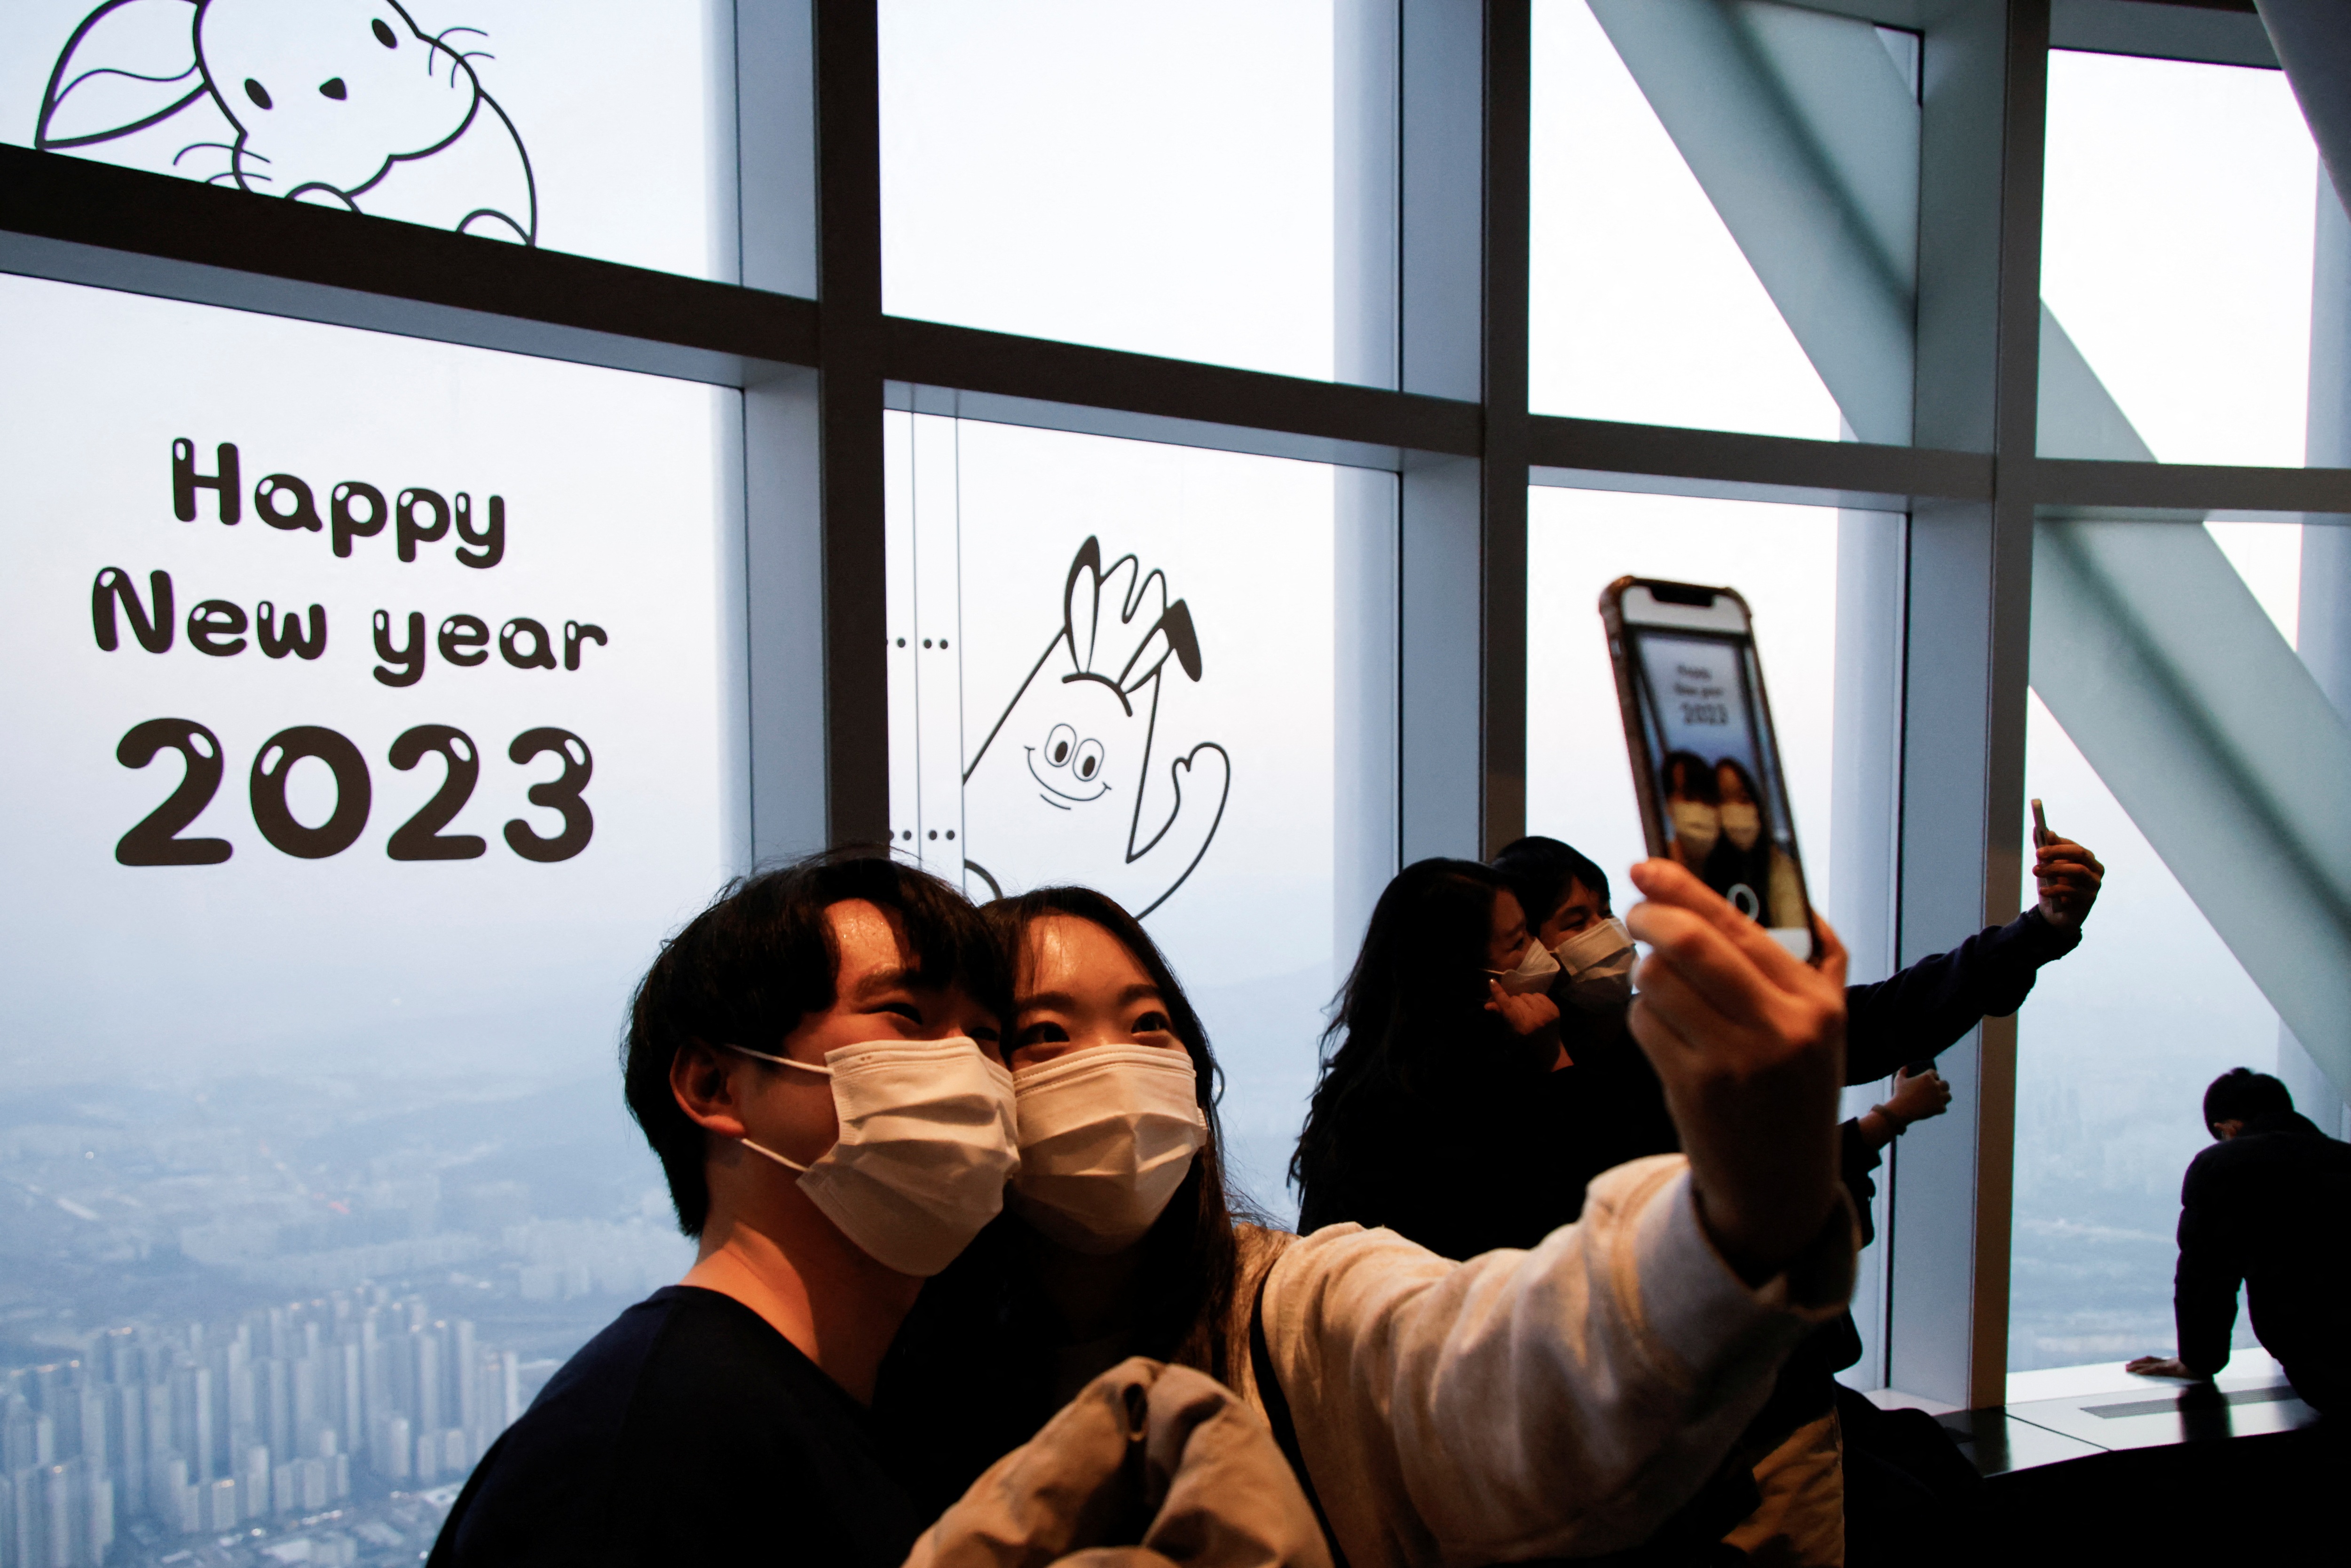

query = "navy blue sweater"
[429,1286,925,1568]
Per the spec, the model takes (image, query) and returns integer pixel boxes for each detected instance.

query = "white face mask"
[1670,800,1721,863]
[723,1037,1018,1277]
[1008,1046,1207,1255]
[1719,800,1763,851]
[1487,937,1562,996]
[1552,917,1636,1014]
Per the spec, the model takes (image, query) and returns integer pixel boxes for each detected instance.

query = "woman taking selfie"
[879,872,1856,1568]
[1291,858,1594,1258]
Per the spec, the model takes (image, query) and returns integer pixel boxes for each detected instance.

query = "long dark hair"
[872,886,1255,1510]
[1701,756,1775,920]
[981,885,1253,1378]
[1291,858,1512,1230]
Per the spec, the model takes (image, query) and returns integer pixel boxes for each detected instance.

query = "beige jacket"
[1229,1155,1853,1568]
[907,1357,1333,1568]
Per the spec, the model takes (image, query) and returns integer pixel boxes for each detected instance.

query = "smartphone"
[2030,797,2050,847]
[1601,577,1818,961]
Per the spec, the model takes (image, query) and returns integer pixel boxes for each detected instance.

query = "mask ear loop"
[718,1042,832,1173]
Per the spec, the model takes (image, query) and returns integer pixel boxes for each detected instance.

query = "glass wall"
[1524,487,1841,898]
[1530,0,1919,445]
[0,274,741,1555]
[884,414,1345,1219]
[879,0,1336,381]
[0,0,743,280]
[2008,690,2278,1374]
[2008,520,2318,1376]
[2039,49,2319,466]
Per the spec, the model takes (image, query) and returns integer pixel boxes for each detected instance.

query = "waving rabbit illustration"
[36,0,536,242]
[962,538,1231,918]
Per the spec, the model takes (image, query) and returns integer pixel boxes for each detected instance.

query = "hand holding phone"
[1621,858,1847,1283]
[2028,798,2106,929]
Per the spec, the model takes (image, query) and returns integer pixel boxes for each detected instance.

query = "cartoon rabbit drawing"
[36,0,536,242]
[962,537,1231,919]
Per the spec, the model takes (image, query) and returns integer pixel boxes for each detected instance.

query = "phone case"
[1599,575,1820,961]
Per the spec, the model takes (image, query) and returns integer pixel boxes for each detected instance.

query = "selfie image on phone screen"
[1602,578,1815,959]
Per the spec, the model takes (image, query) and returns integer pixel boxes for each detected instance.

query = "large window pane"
[2,1,741,281]
[2039,50,2319,466]
[2009,520,2317,1379]
[880,0,1336,381]
[1525,487,1841,899]
[1527,483,1913,1380]
[884,415,1353,1220]
[1531,0,1919,443]
[2009,692,2277,1374]
[0,276,737,1555]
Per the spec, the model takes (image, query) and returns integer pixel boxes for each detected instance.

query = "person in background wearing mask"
[431,854,1018,1568]
[1708,757,1807,928]
[2126,1068,2351,1413]
[1294,860,1590,1255]
[1662,750,1720,872]
[1490,826,2105,1218]
[1490,839,1675,1180]
[1483,825,2105,1566]
[888,871,1858,1568]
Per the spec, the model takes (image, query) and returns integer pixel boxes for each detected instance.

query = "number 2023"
[114,719,592,866]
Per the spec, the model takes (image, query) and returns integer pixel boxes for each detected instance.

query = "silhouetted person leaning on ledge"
[2127,1067,2351,1413]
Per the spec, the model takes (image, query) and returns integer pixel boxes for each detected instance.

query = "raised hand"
[2033,835,2104,930]
[1623,859,1848,1285]
[1485,979,1562,1037]
[1881,1065,1952,1127]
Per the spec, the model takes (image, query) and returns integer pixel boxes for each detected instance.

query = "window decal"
[37,0,536,243]
[961,536,1231,918]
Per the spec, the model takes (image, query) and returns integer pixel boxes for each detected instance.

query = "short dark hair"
[623,851,1011,1237]
[1490,835,1611,928]
[2203,1067,2293,1130]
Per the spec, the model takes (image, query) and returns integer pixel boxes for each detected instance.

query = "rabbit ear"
[38,0,206,150]
[1063,536,1104,672]
[1118,600,1204,694]
[1160,599,1203,681]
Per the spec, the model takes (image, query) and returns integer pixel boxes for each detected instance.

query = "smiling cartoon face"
[199,0,476,199]
[1023,676,1125,812]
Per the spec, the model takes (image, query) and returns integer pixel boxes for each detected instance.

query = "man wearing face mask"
[429,854,1019,1568]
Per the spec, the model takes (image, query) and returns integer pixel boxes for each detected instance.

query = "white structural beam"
[1587,0,1921,444]
[2032,307,2351,1107]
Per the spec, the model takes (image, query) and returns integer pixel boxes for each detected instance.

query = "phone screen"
[1612,591,1814,954]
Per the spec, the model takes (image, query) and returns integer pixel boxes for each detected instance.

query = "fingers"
[1626,954,1767,1063]
[2034,840,2104,878]
[1627,859,1812,991]
[1625,860,1845,1054]
[1485,981,1559,1035]
[1809,911,1850,990]
[1627,904,1768,1031]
